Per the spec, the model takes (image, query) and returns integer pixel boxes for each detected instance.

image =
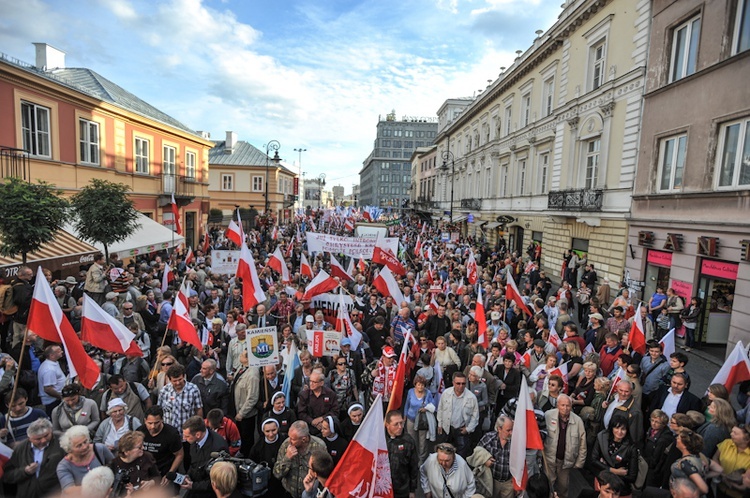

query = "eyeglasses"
[123,307,133,310]
[337,362,347,366]
[436,443,456,454]
[453,381,466,385]
[162,362,174,366]
[420,339,428,343]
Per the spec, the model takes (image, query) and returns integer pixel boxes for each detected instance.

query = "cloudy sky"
[1,0,563,193]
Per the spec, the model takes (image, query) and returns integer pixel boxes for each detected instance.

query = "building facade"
[435,0,651,287]
[208,132,298,223]
[625,0,750,352]
[359,110,437,209]
[303,178,328,210]
[410,145,438,217]
[0,43,212,249]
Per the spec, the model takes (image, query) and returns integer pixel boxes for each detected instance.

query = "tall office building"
[359,110,437,209]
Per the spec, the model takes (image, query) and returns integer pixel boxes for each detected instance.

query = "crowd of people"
[0,212,747,498]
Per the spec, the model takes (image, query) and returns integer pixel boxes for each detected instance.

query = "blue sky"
[0,0,562,193]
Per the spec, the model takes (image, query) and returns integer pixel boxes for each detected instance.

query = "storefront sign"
[700,260,739,280]
[670,279,693,300]
[698,237,720,257]
[647,250,673,268]
[638,231,655,247]
[664,233,683,252]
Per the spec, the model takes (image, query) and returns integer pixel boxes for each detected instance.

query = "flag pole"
[5,327,29,432]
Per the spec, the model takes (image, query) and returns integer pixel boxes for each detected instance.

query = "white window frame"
[521,93,532,128]
[518,158,527,194]
[504,105,513,136]
[657,134,688,192]
[542,77,555,117]
[221,174,234,191]
[590,40,607,91]
[163,145,176,176]
[733,0,750,55]
[252,176,264,192]
[501,162,509,197]
[715,117,750,189]
[539,152,550,194]
[583,138,601,189]
[21,101,51,157]
[79,118,99,165]
[185,151,196,179]
[135,137,150,174]
[669,15,701,83]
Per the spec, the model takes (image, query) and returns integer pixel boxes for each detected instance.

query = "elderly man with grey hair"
[225,323,248,379]
[81,466,115,498]
[3,418,65,498]
[273,420,326,498]
[476,414,514,498]
[543,394,587,498]
[191,358,229,414]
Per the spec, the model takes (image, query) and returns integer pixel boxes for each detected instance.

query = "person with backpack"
[10,266,33,349]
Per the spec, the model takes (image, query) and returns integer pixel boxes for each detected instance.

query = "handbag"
[416,397,429,430]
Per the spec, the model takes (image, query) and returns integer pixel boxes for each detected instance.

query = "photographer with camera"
[179,415,229,498]
[109,431,160,495]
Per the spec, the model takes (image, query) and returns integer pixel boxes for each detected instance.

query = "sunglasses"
[162,362,174,366]
[123,307,133,310]
[337,362,347,366]
[436,443,456,454]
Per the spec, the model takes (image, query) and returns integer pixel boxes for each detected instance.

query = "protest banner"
[211,250,241,275]
[306,233,398,259]
[312,330,342,357]
[246,326,279,366]
[310,292,355,325]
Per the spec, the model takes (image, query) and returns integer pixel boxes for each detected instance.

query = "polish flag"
[510,380,544,491]
[202,224,211,254]
[330,254,353,282]
[629,303,647,355]
[303,269,339,301]
[236,242,267,312]
[709,341,750,392]
[428,294,439,313]
[466,251,478,284]
[271,226,279,241]
[161,263,174,293]
[660,328,676,359]
[608,367,626,400]
[344,218,355,231]
[300,252,313,278]
[521,350,531,369]
[372,236,406,276]
[505,276,532,316]
[362,210,372,222]
[309,217,317,232]
[414,235,421,257]
[167,284,203,352]
[268,246,291,283]
[171,193,182,236]
[336,292,362,351]
[426,246,433,262]
[548,328,561,349]
[81,294,142,356]
[583,342,595,356]
[549,361,570,392]
[373,266,406,306]
[387,330,415,413]
[456,278,466,296]
[358,258,367,273]
[225,220,243,246]
[296,225,302,243]
[476,285,489,348]
[426,266,435,285]
[285,241,294,259]
[327,394,393,498]
[27,267,99,389]
[185,247,194,266]
[0,440,12,479]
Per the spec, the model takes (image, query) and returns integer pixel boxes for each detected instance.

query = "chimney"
[33,43,66,71]
[196,131,211,139]
[225,131,237,154]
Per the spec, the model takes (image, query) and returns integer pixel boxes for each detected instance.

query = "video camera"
[111,468,132,497]
[208,451,271,497]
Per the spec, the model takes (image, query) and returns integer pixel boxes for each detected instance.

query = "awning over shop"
[0,229,99,279]
[66,213,184,260]
[483,222,501,229]
[451,214,469,223]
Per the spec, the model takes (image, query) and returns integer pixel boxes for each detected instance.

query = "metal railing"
[547,188,603,211]
[0,147,30,181]
[162,174,196,197]
[460,198,482,210]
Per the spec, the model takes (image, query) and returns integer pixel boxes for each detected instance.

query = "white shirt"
[603,396,627,428]
[38,360,66,405]
[661,389,684,418]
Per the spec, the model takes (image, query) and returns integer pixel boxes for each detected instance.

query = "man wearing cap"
[297,315,315,346]
[585,313,606,351]
[486,311,508,341]
[102,291,120,318]
[528,339,548,373]
[296,372,339,436]
[370,346,398,408]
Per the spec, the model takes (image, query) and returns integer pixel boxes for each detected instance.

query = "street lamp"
[440,150,455,223]
[318,173,326,209]
[264,140,281,215]
[294,148,306,208]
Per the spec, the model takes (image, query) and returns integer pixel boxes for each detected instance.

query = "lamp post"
[264,140,281,216]
[440,150,455,223]
[294,148,306,209]
[317,173,326,209]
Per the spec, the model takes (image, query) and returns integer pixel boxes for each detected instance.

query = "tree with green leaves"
[70,179,140,261]
[0,177,69,265]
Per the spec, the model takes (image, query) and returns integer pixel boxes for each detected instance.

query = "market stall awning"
[66,213,184,260]
[0,229,99,277]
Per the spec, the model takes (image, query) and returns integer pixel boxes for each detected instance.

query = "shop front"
[644,249,673,300]
[697,259,738,345]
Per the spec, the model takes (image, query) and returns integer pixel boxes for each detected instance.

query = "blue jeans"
[685,325,696,348]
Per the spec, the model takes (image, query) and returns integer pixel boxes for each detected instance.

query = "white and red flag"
[583,342,595,356]
[0,440,12,479]
[373,266,406,305]
[184,247,194,266]
[425,245,433,262]
[161,263,174,293]
[476,285,489,348]
[302,269,339,301]
[27,266,99,389]
[336,292,362,351]
[660,328,676,359]
[225,220,243,246]
[372,236,406,276]
[358,258,367,273]
[171,193,182,236]
[167,283,203,351]
[414,235,421,257]
[327,394,393,498]
[629,302,647,355]
[386,329,415,413]
[268,246,291,283]
[344,218,355,231]
[607,367,626,400]
[709,341,750,392]
[271,226,279,241]
[549,361,570,392]
[285,241,294,259]
[521,350,531,369]
[330,254,353,282]
[466,251,478,284]
[300,252,314,278]
[202,224,211,253]
[236,242,267,312]
[456,278,466,295]
[548,328,561,349]
[509,380,544,491]
[81,294,142,356]
[505,276,532,316]
[428,294,439,313]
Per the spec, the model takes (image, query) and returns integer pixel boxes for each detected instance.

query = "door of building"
[185,212,196,249]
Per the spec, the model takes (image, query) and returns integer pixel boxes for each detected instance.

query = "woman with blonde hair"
[698,397,736,458]
[148,353,177,398]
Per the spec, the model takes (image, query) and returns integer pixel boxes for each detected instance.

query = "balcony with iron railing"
[0,147,30,181]
[162,174,197,198]
[547,188,603,212]
[414,197,439,209]
[460,198,482,210]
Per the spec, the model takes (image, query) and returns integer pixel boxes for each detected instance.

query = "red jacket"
[599,345,623,377]
[206,417,242,456]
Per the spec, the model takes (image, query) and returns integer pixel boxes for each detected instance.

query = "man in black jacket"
[385,411,419,498]
[650,372,702,418]
[2,418,65,498]
[10,265,33,349]
[181,416,229,498]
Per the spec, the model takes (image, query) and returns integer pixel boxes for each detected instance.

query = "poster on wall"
[211,250,241,275]
[246,326,279,366]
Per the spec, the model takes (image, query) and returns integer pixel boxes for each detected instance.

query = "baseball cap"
[382,346,397,358]
[105,292,119,300]
[305,315,314,323]
[490,311,501,320]
[341,337,351,347]
[533,339,546,348]
[589,313,604,322]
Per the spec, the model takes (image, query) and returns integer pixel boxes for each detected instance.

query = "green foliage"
[70,179,140,260]
[0,178,69,264]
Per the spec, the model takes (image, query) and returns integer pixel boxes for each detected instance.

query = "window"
[658,135,687,191]
[670,16,701,83]
[403,174,410,183]
[392,174,399,183]
[590,40,606,90]
[542,77,555,117]
[539,153,549,193]
[501,162,509,197]
[504,106,513,136]
[584,138,601,188]
[382,140,391,147]
[135,137,150,174]
[79,118,99,165]
[518,158,527,194]
[381,163,390,170]
[221,174,234,191]
[252,176,264,192]
[404,141,413,148]
[163,145,176,176]
[405,130,413,137]
[521,93,532,127]
[733,0,750,54]
[21,101,51,157]
[485,168,492,197]
[716,118,750,188]
[186,151,196,179]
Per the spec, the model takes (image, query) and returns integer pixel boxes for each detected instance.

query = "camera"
[207,451,271,497]
[111,467,132,497]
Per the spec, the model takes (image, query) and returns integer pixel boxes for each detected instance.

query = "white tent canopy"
[66,213,184,259]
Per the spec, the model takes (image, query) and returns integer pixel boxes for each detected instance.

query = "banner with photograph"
[312,330,341,357]
[310,292,356,325]
[211,250,241,275]
[246,326,279,367]
[306,233,398,259]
